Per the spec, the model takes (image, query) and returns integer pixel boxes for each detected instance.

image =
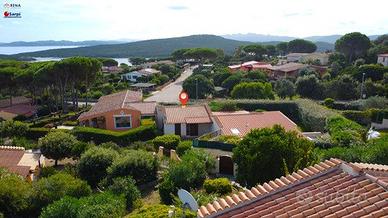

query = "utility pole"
[360,72,365,99]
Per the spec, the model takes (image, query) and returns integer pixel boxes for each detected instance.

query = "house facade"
[156,105,214,138]
[121,69,161,82]
[78,90,156,131]
[377,53,388,66]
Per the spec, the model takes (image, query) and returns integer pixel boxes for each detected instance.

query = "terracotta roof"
[127,102,157,116]
[213,111,298,137]
[1,104,37,117]
[78,90,143,120]
[162,105,213,124]
[198,159,388,218]
[0,146,32,178]
[270,63,307,73]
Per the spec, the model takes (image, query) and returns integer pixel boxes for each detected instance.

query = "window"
[114,115,132,129]
[175,123,181,136]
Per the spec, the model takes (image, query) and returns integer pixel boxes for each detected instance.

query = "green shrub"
[73,124,157,146]
[296,99,338,132]
[152,134,181,150]
[78,192,126,218]
[32,173,92,213]
[108,176,141,211]
[323,98,335,108]
[217,135,240,145]
[176,141,192,156]
[99,141,120,150]
[129,141,155,152]
[203,178,232,195]
[158,178,175,205]
[10,137,37,149]
[363,135,388,165]
[39,166,58,178]
[0,120,29,137]
[107,150,158,184]
[231,82,275,99]
[128,204,195,218]
[25,127,51,140]
[40,196,80,218]
[78,147,118,186]
[0,171,32,217]
[341,110,372,126]
[63,120,78,126]
[326,115,365,147]
[218,101,239,112]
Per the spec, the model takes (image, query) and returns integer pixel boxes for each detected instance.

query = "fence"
[193,139,235,152]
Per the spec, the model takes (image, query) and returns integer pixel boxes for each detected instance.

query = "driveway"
[145,66,195,103]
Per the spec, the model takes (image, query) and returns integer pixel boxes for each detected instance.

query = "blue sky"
[1,0,387,42]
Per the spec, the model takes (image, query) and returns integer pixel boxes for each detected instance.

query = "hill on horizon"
[8,35,338,59]
[0,40,132,47]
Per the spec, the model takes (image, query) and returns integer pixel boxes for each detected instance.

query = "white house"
[121,69,161,82]
[377,54,388,66]
[156,105,215,138]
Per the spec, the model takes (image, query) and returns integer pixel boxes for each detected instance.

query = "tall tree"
[335,32,371,63]
[182,74,215,99]
[288,39,317,53]
[276,42,288,55]
[243,44,267,59]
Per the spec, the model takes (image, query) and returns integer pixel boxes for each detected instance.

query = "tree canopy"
[233,125,317,187]
[287,39,317,53]
[335,32,371,63]
[182,74,215,99]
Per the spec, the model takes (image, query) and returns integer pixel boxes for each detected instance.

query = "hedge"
[72,124,157,146]
[128,204,195,218]
[342,109,388,125]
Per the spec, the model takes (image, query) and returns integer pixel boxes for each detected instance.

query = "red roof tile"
[78,90,143,120]
[213,111,298,137]
[161,105,212,124]
[126,101,156,116]
[198,159,388,218]
[0,147,31,178]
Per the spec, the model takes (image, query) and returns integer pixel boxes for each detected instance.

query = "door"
[187,124,198,136]
[219,155,234,175]
[175,123,181,136]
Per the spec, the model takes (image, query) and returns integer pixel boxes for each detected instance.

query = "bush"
[40,196,80,218]
[363,135,388,165]
[128,204,195,218]
[77,147,119,187]
[323,98,335,108]
[176,141,192,156]
[107,150,158,184]
[296,99,338,132]
[32,173,92,213]
[218,101,239,112]
[129,141,155,152]
[73,124,157,146]
[0,171,32,217]
[341,110,373,126]
[108,176,141,210]
[39,166,58,178]
[203,178,232,195]
[0,120,29,137]
[359,96,388,110]
[152,134,181,150]
[326,115,366,147]
[231,82,275,99]
[217,135,240,145]
[158,177,175,205]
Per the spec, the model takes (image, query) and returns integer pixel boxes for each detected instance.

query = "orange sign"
[179,91,189,106]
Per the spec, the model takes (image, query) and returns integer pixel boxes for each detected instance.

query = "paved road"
[145,66,195,103]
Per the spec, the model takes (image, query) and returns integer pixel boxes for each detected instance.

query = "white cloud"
[0,0,387,42]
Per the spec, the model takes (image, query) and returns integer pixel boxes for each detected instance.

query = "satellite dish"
[178,189,199,211]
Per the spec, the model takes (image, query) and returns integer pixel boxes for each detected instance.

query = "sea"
[0,46,132,66]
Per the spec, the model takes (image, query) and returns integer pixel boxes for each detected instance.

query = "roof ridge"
[122,90,129,108]
[0,146,25,150]
[198,158,343,217]
[363,173,388,191]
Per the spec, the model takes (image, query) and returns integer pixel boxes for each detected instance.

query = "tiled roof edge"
[364,173,388,191]
[0,146,25,150]
[198,158,343,218]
